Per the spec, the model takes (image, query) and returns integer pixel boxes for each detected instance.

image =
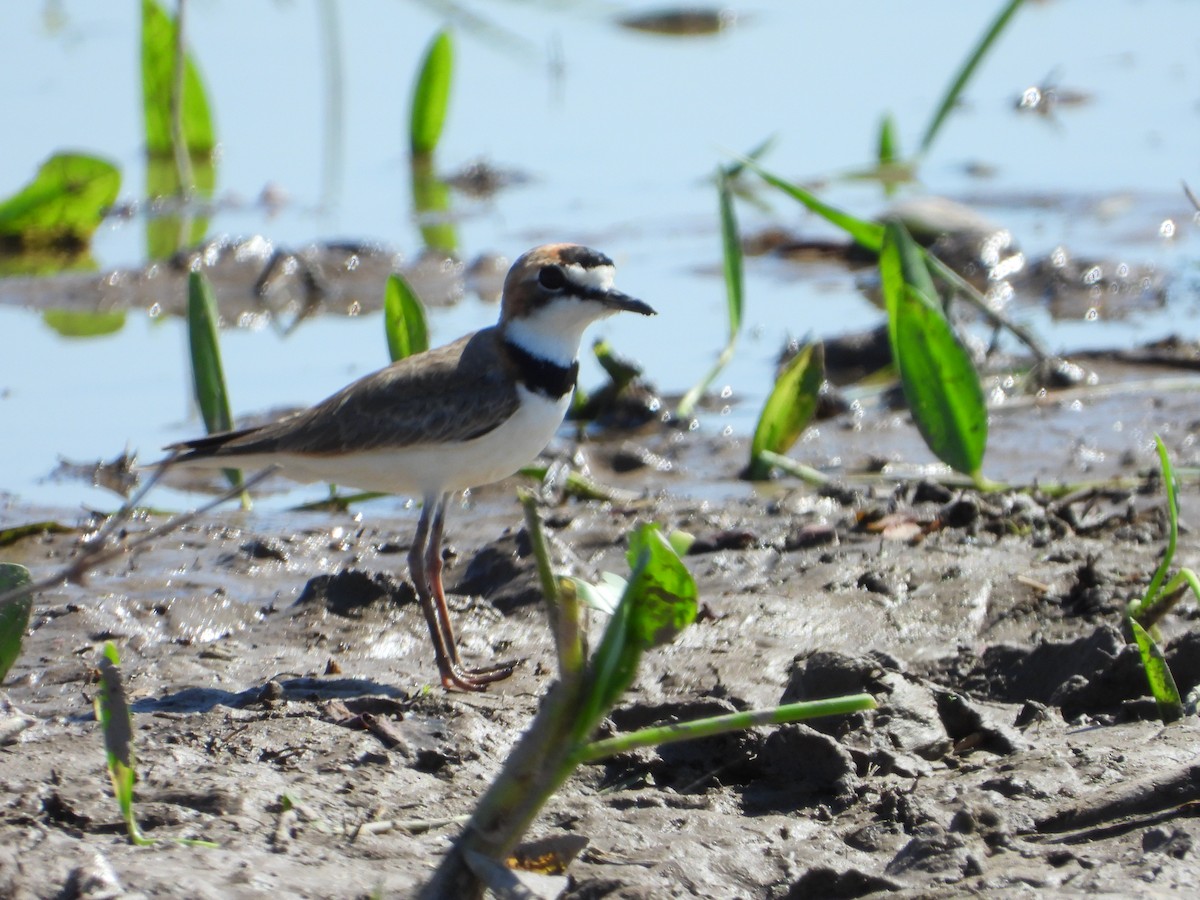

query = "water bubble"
[1085,308,1098,321]
[1159,219,1176,238]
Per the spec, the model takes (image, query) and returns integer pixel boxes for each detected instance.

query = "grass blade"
[918,0,1024,156]
[880,220,987,480]
[1139,435,1179,613]
[0,563,33,683]
[745,159,885,252]
[748,342,825,480]
[384,272,430,362]
[877,113,899,166]
[187,271,244,495]
[677,169,744,419]
[1129,620,1184,723]
[410,30,453,156]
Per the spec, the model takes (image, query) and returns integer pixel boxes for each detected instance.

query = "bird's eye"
[537,265,566,291]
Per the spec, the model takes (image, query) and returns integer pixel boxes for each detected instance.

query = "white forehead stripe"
[563,262,614,292]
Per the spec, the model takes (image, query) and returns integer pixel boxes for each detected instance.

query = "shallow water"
[1,0,1198,511]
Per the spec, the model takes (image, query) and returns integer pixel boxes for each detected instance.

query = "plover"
[168,244,655,690]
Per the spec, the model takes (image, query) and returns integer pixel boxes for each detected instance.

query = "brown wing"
[169,328,520,461]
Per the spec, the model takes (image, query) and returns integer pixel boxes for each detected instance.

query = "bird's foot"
[438,658,519,692]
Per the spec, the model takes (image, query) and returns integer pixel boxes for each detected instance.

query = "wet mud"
[3,378,1200,898]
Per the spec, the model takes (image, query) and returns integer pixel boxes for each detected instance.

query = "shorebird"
[168,244,654,690]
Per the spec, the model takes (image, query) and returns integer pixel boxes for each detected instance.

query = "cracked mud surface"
[3,373,1200,898]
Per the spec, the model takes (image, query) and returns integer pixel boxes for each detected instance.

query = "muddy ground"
[3,365,1200,899]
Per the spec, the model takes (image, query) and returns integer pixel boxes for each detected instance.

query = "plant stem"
[577,695,877,764]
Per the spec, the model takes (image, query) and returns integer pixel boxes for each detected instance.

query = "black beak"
[601,288,656,316]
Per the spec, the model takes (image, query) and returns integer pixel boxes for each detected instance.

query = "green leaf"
[1129,619,1184,724]
[384,273,430,362]
[918,0,1024,156]
[94,643,153,844]
[0,521,73,548]
[880,221,987,479]
[141,0,216,158]
[747,159,885,252]
[877,113,899,166]
[622,525,698,651]
[677,169,743,418]
[410,30,453,156]
[0,154,121,249]
[1141,435,1179,611]
[42,310,127,338]
[717,172,744,340]
[578,525,697,741]
[0,563,33,684]
[748,342,825,480]
[187,271,243,492]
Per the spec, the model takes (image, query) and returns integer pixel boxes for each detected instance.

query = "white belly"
[194,386,571,499]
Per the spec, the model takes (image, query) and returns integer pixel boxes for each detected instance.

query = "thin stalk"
[577,695,877,764]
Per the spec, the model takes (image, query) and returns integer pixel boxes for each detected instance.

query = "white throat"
[503,288,616,368]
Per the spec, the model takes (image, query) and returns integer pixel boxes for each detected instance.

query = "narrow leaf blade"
[141,0,216,158]
[880,221,987,478]
[187,271,243,490]
[746,159,885,252]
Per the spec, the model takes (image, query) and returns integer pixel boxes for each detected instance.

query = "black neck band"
[503,340,578,399]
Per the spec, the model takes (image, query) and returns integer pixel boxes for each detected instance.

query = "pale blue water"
[1,0,1198,511]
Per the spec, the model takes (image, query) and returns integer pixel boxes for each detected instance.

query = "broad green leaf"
[622,525,698,651]
[747,160,885,252]
[0,563,33,683]
[187,271,243,492]
[748,342,825,480]
[141,0,216,158]
[410,30,453,156]
[1130,619,1183,724]
[918,0,1024,156]
[384,272,430,362]
[42,310,127,338]
[0,154,120,249]
[880,221,987,479]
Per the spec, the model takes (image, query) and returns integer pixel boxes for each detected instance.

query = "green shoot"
[94,643,153,846]
[0,154,121,252]
[410,30,453,157]
[1125,436,1197,722]
[879,220,988,483]
[877,113,899,166]
[0,563,33,683]
[422,506,876,898]
[917,0,1025,157]
[677,167,744,419]
[1129,620,1183,723]
[748,342,825,481]
[187,271,246,502]
[94,642,218,847]
[384,272,430,362]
